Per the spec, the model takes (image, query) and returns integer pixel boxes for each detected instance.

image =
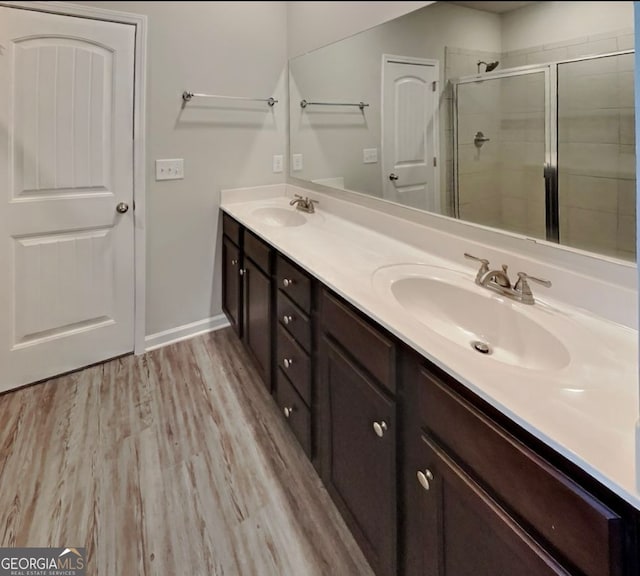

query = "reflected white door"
[382,57,439,211]
[0,7,135,392]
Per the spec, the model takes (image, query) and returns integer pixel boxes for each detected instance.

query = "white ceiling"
[449,1,537,14]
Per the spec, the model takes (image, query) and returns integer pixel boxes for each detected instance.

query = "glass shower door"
[557,53,636,260]
[455,70,549,239]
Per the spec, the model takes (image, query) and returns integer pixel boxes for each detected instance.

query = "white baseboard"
[145,314,230,352]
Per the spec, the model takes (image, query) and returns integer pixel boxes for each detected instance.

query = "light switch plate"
[292,153,303,172]
[363,148,378,164]
[272,155,284,173]
[156,158,184,181]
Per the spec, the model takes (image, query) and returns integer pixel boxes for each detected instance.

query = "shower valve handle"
[474,131,490,147]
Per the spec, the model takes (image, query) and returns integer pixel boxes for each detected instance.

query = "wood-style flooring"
[0,328,374,575]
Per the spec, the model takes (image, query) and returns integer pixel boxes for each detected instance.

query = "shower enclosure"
[452,50,635,260]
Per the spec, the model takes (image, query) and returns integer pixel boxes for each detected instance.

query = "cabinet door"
[323,337,396,576]
[244,258,271,391]
[222,236,241,336]
[410,434,569,576]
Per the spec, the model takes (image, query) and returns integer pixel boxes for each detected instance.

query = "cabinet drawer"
[277,325,311,406]
[222,212,241,246]
[277,291,311,353]
[276,369,311,456]
[418,367,622,576]
[321,290,395,395]
[245,230,271,274]
[276,255,311,313]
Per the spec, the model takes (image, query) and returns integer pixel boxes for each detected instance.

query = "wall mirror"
[289,1,636,262]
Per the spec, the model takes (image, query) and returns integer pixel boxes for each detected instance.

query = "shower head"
[477,60,500,73]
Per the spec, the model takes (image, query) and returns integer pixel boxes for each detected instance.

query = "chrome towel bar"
[300,99,369,110]
[182,91,277,106]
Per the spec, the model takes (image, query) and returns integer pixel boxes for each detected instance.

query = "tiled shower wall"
[446,27,635,260]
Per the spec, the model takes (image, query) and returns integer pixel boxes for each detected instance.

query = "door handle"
[116,202,129,214]
[388,173,399,182]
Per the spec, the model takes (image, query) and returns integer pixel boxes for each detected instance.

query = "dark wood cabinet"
[222,236,242,336]
[220,212,639,576]
[243,257,272,391]
[319,290,397,576]
[411,434,569,576]
[403,353,628,576]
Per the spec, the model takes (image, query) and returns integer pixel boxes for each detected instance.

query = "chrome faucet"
[290,194,318,213]
[464,253,551,305]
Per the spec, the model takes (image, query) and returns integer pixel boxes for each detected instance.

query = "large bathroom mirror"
[289,1,636,261]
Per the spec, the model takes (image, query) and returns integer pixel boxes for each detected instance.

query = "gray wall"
[286,1,433,57]
[75,1,288,337]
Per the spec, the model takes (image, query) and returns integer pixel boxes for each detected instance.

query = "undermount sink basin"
[373,264,570,372]
[251,206,307,227]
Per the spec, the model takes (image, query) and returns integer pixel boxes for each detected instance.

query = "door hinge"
[433,157,437,167]
[432,81,437,92]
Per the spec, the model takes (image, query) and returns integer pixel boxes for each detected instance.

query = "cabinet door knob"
[373,421,388,437]
[283,314,293,325]
[239,268,245,276]
[231,259,238,266]
[283,358,293,369]
[283,406,294,418]
[283,278,294,288]
[417,469,434,492]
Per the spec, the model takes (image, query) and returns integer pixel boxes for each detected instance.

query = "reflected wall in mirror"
[289,1,636,261]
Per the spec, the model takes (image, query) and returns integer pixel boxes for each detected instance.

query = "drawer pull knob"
[283,358,293,369]
[283,278,294,288]
[239,269,245,276]
[373,421,388,438]
[231,259,238,266]
[417,469,434,492]
[283,406,294,418]
[283,314,293,325]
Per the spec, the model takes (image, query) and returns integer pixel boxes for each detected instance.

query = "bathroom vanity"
[220,188,639,576]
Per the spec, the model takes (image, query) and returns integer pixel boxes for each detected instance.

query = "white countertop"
[221,186,640,509]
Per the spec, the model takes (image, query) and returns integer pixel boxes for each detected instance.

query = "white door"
[0,7,136,392]
[382,57,439,211]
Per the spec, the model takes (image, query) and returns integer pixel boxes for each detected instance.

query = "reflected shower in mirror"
[289,1,636,261]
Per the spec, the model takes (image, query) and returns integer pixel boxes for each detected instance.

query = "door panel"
[0,7,136,391]
[412,435,569,576]
[222,237,241,336]
[13,39,113,197]
[324,337,396,576]
[13,228,114,345]
[244,259,271,391]
[383,59,438,211]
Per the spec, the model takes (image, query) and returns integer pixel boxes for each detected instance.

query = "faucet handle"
[514,272,551,305]
[464,252,489,266]
[516,271,551,288]
[464,253,490,284]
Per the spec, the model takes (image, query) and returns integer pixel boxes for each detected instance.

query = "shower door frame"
[451,49,634,244]
[451,65,554,239]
